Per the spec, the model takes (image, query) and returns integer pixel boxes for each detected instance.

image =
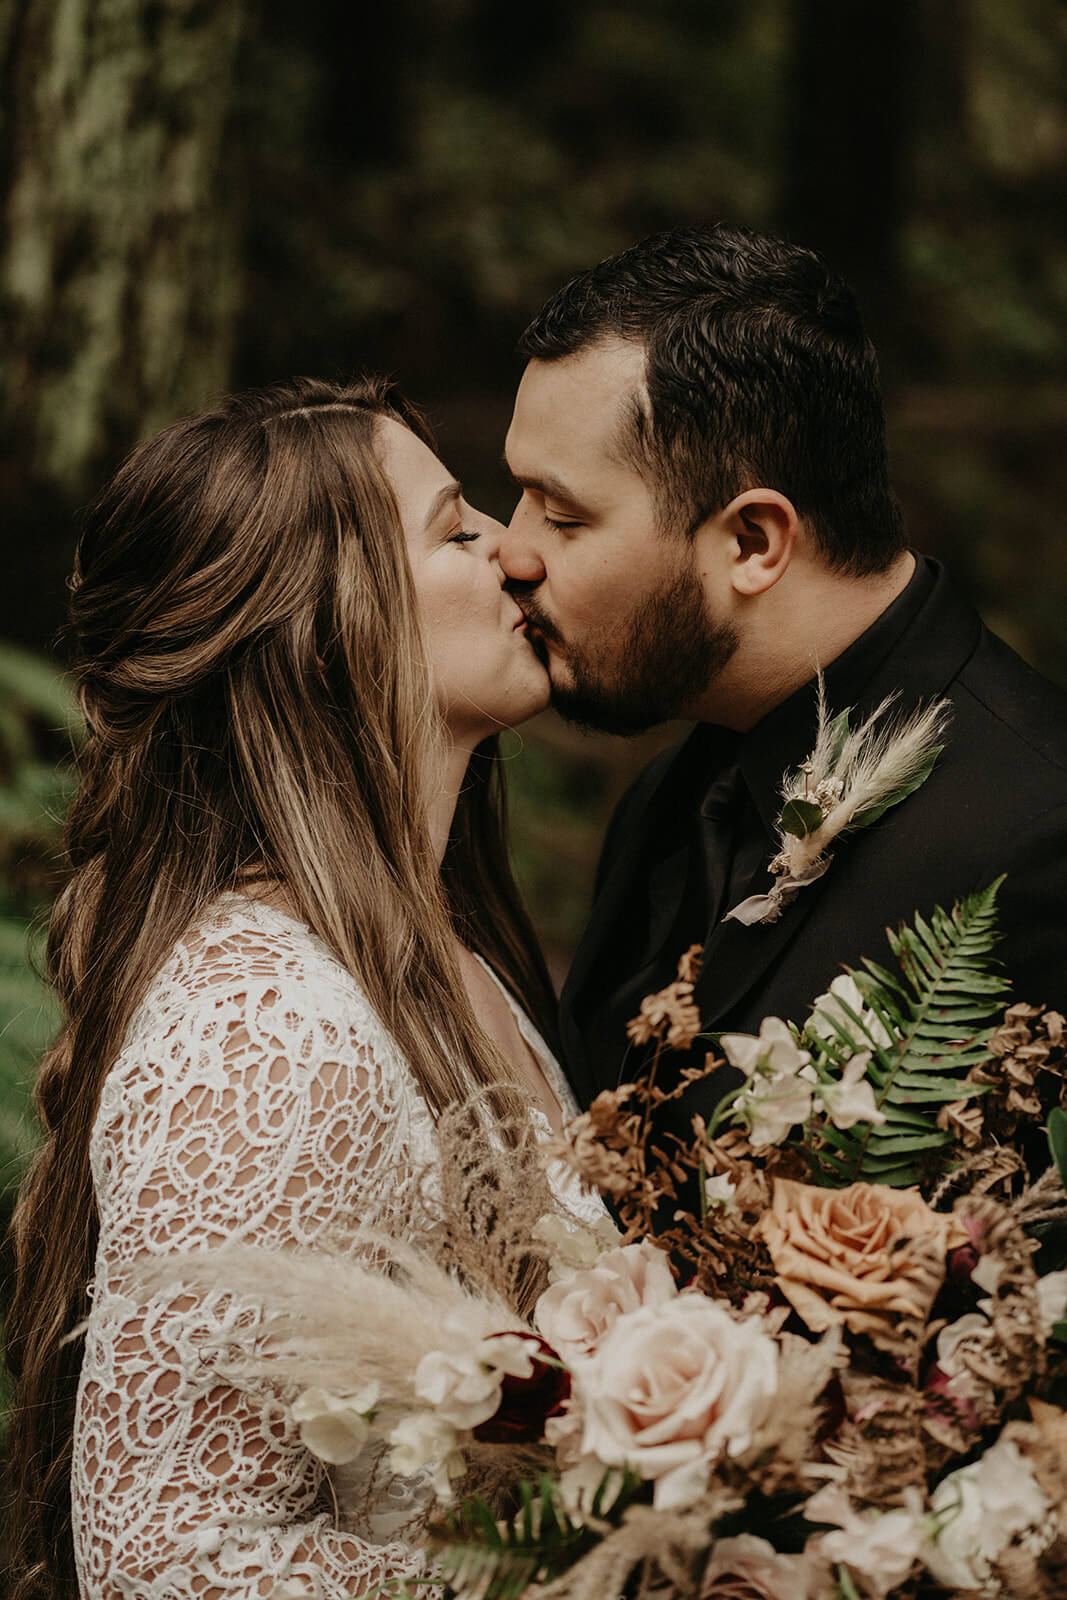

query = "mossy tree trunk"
[0,0,245,648]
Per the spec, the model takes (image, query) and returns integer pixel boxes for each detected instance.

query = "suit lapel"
[560,728,720,1104]
[694,859,831,1026]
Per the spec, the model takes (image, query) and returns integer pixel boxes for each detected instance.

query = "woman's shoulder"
[133,893,380,1035]
[90,896,434,1215]
[98,895,419,1137]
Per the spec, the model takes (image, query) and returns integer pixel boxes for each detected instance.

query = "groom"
[499,223,1067,1120]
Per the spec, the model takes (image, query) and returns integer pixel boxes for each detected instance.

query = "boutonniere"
[725,676,951,926]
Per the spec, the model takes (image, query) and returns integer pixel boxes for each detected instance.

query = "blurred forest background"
[1,0,1066,1433]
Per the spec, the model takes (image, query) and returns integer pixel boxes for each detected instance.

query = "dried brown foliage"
[825,1374,928,1508]
[953,1193,1045,1404]
[418,1099,559,1317]
[625,944,704,1051]
[961,1003,1067,1145]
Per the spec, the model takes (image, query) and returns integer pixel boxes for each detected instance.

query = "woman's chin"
[489,671,552,732]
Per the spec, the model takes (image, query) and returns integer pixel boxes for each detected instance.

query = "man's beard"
[522,561,738,736]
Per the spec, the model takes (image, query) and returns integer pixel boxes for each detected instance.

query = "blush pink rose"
[573,1295,779,1510]
[534,1240,677,1362]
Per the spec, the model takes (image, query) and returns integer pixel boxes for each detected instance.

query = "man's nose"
[498,513,547,586]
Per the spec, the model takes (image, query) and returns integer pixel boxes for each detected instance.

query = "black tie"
[698,748,747,928]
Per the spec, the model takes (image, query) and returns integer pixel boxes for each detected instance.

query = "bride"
[4,377,584,1599]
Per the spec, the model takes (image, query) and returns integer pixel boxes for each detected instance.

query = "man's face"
[500,337,736,735]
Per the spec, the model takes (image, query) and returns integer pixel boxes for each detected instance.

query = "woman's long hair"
[3,376,558,1600]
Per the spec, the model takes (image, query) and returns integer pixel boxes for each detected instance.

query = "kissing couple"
[8,223,1067,1600]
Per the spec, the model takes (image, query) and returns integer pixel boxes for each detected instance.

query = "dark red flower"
[471,1334,571,1444]
[923,1361,978,1431]
[947,1242,981,1282]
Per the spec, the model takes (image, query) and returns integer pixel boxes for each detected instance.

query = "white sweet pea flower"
[808,973,892,1051]
[722,1018,817,1148]
[923,1437,1053,1590]
[389,1411,465,1500]
[1038,1270,1067,1335]
[414,1328,536,1429]
[721,1016,810,1080]
[806,1484,924,1599]
[290,1382,380,1465]
[532,1212,623,1283]
[742,1074,817,1148]
[971,1252,1000,1295]
[703,1173,738,1211]
[815,1052,886,1131]
[414,1345,504,1429]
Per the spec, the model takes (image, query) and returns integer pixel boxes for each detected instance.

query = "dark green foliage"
[0,643,79,1197]
[1048,1107,1067,1190]
[428,1470,641,1600]
[780,798,824,839]
[850,746,943,830]
[805,878,1008,1188]
[0,644,77,1461]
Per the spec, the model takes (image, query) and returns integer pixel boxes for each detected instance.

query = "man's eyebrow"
[500,456,591,515]
[423,480,463,532]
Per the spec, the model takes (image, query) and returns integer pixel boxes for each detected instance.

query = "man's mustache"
[504,585,564,646]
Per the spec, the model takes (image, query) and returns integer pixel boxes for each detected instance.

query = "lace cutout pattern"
[73,900,451,1599]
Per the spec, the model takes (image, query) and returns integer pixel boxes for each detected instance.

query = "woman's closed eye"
[449,529,480,545]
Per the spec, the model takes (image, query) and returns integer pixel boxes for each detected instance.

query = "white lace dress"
[72,897,594,1600]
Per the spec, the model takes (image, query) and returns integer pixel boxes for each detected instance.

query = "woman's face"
[376,418,549,741]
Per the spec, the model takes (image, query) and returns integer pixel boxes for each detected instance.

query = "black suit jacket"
[560,559,1067,1127]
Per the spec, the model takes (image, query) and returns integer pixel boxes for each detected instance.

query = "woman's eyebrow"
[423,481,463,532]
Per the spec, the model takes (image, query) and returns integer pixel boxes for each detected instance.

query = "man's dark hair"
[518,223,905,576]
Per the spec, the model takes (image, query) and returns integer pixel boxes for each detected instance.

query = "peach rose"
[534,1241,677,1362]
[755,1177,967,1342]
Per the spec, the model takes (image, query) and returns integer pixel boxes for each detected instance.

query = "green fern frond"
[805,878,1008,1188]
[429,1471,640,1600]
[0,914,55,1190]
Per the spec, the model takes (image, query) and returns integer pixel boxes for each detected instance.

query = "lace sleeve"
[73,915,433,1600]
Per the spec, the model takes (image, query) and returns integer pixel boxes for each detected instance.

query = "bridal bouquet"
[210,881,1067,1600]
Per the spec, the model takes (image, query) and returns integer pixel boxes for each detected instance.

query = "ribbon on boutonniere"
[724,676,951,927]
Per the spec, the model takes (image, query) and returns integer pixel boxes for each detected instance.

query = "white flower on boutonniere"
[725,677,951,926]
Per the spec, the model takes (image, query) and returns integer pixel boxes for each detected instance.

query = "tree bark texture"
[1,0,245,538]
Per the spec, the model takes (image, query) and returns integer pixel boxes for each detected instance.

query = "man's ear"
[715,487,801,597]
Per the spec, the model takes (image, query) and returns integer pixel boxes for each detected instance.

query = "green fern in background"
[0,642,77,1448]
[0,642,80,1193]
